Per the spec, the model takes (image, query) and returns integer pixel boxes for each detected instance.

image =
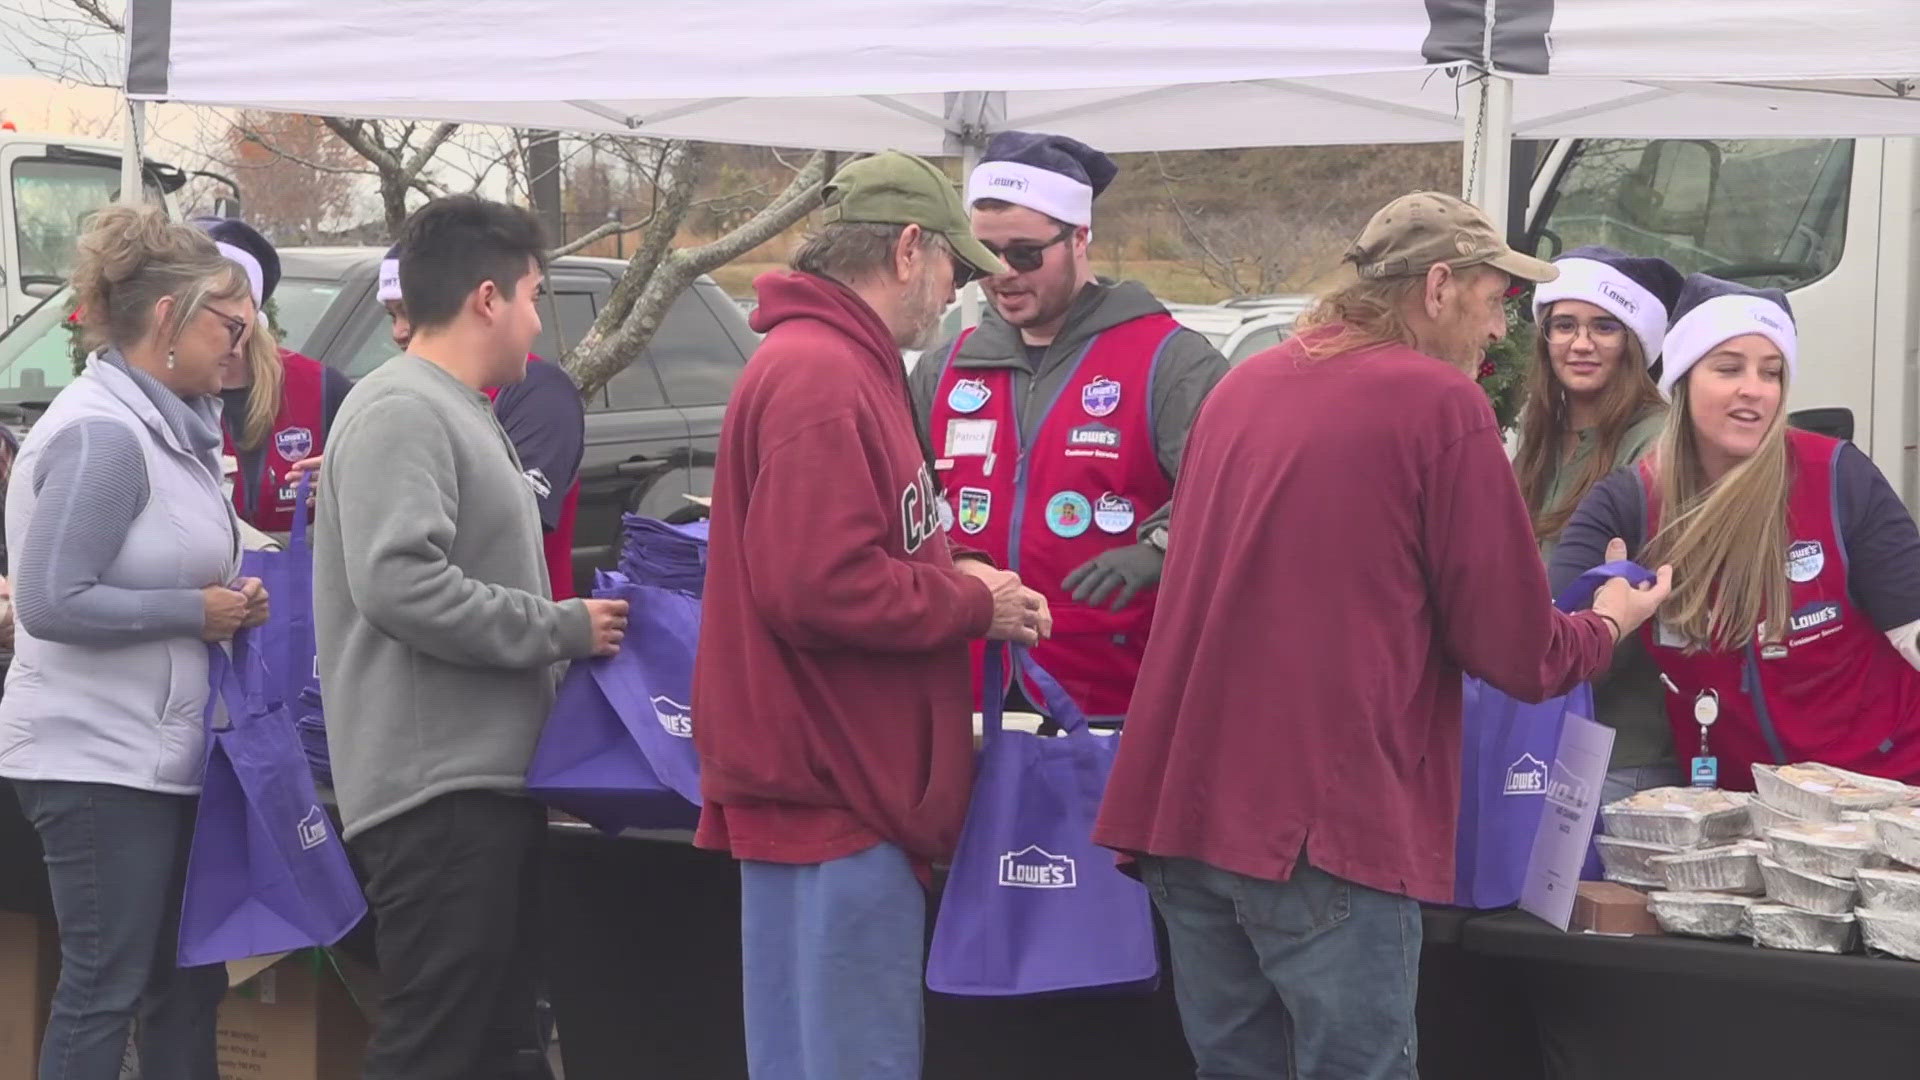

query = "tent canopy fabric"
[128,0,1920,150]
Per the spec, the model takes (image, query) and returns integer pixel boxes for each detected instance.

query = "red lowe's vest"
[486,356,581,601]
[928,314,1179,720]
[1643,429,1920,788]
[223,349,325,533]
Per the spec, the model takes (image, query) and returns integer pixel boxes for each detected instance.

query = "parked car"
[0,247,757,596]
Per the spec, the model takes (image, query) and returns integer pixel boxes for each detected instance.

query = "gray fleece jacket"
[910,280,1228,540]
[314,354,593,838]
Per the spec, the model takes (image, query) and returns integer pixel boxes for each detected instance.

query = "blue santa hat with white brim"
[1531,246,1683,366]
[1657,274,1797,400]
[192,216,279,327]
[377,242,403,305]
[965,131,1118,228]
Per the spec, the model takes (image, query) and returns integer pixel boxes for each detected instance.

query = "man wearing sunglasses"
[910,131,1228,724]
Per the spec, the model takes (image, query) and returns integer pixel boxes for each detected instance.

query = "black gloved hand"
[1061,542,1165,611]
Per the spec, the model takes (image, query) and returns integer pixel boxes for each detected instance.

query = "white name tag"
[945,418,997,459]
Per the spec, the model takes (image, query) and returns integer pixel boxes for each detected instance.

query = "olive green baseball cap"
[821,151,1008,278]
[1343,191,1557,284]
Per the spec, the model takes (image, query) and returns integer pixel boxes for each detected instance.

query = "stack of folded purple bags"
[617,514,709,598]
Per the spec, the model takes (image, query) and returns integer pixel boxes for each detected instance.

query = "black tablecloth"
[538,828,1537,1080]
[1462,910,1920,1080]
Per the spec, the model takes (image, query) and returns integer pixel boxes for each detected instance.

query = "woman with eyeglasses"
[1552,276,1920,791]
[193,218,352,535]
[0,205,270,1080]
[1514,247,1686,801]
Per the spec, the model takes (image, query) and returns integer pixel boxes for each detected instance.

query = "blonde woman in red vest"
[1551,276,1920,788]
[195,219,352,535]
[907,132,1229,723]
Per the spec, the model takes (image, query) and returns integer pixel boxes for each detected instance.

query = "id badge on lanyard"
[1690,689,1720,788]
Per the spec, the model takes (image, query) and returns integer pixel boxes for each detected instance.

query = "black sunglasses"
[981,223,1077,274]
[951,253,984,288]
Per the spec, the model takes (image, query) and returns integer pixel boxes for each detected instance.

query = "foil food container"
[1595,836,1678,888]
[1650,841,1766,896]
[1765,820,1884,880]
[1856,867,1920,915]
[1758,855,1858,915]
[1857,908,1920,962]
[1747,904,1858,954]
[1748,799,1807,837]
[1647,891,1755,940]
[1872,806,1920,869]
[1600,788,1751,849]
[1752,763,1915,823]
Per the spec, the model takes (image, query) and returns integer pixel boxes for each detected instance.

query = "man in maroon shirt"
[1093,192,1671,1079]
[693,151,1048,1080]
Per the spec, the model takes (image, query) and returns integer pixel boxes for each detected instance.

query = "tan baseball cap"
[820,151,1008,278]
[1343,192,1557,284]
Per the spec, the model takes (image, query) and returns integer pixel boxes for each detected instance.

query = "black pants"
[349,790,552,1080]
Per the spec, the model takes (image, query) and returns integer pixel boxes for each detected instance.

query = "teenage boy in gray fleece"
[313,195,628,1080]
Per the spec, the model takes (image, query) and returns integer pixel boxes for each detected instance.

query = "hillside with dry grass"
[561,142,1460,301]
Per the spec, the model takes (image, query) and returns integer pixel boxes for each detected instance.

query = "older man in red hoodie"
[694,151,1049,1080]
[1093,193,1673,1079]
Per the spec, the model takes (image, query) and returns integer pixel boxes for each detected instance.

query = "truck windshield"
[12,158,133,289]
[1533,138,1853,291]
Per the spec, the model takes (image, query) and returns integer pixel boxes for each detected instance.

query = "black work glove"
[1061,542,1165,611]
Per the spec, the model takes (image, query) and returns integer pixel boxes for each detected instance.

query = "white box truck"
[1526,136,1919,507]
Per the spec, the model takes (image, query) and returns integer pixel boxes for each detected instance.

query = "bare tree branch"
[682,150,834,270]
[66,0,118,32]
[546,211,658,259]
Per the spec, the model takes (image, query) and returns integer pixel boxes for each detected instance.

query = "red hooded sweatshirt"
[693,272,993,869]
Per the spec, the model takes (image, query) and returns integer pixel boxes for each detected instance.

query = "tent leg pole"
[1460,70,1513,227]
[958,138,985,331]
[121,99,146,206]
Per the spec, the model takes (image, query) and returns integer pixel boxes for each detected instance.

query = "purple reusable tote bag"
[239,472,319,721]
[238,472,330,783]
[926,645,1158,997]
[526,572,702,832]
[1452,560,1655,908]
[176,631,366,966]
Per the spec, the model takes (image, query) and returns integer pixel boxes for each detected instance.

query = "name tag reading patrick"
[945,419,996,459]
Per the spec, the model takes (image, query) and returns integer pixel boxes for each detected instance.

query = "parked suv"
[0,247,757,595]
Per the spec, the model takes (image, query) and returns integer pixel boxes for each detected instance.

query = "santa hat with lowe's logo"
[1657,274,1797,399]
[193,217,280,316]
[1531,246,1683,366]
[377,242,403,304]
[965,131,1118,228]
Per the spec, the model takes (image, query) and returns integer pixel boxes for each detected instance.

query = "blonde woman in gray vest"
[0,206,270,1080]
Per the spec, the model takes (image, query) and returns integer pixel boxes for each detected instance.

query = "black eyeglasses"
[982,223,1077,274]
[204,306,251,350]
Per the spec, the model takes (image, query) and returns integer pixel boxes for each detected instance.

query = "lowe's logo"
[998,845,1077,889]
[652,695,693,738]
[1504,753,1547,796]
[1599,282,1638,314]
[1789,602,1841,634]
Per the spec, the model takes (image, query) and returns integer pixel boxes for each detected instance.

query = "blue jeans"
[11,780,226,1080]
[1601,762,1685,807]
[739,842,924,1080]
[1139,855,1421,1080]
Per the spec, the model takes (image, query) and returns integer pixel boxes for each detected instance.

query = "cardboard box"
[0,910,58,1080]
[216,951,376,1080]
[1571,881,1664,935]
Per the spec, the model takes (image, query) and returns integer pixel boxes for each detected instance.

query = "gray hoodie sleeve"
[13,419,207,644]
[327,393,593,668]
[1137,328,1230,540]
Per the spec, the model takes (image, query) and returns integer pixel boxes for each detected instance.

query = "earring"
[166,351,177,370]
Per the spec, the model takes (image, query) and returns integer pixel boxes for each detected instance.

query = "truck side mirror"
[1616,141,1720,241]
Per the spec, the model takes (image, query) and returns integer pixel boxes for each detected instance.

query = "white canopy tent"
[124,0,1920,218]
